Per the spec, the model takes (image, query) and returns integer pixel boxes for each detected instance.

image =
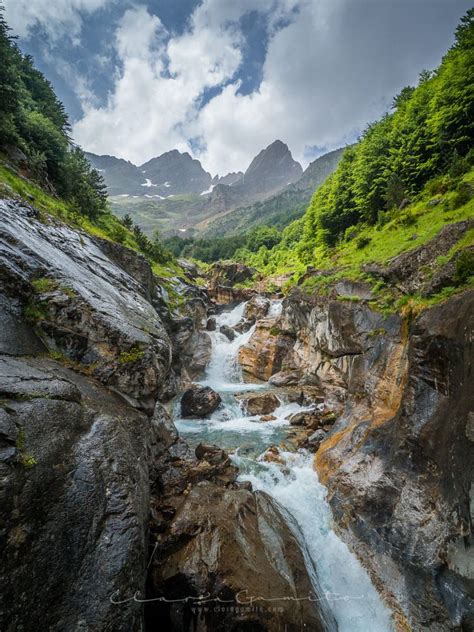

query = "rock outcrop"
[236,391,280,415]
[0,354,153,631]
[316,290,474,629]
[0,198,336,632]
[0,200,172,413]
[238,318,297,381]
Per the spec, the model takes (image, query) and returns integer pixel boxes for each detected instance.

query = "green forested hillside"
[0,10,108,218]
[232,10,474,299]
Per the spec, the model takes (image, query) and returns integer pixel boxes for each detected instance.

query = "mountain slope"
[90,140,306,236]
[234,139,302,200]
[140,150,212,196]
[200,147,344,237]
[84,152,144,196]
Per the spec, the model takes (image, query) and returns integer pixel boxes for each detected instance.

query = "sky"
[4,0,473,176]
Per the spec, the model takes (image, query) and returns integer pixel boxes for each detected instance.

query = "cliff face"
[239,283,474,629]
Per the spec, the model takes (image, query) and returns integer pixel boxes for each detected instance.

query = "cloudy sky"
[4,0,472,175]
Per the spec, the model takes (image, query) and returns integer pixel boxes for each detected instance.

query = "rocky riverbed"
[1,199,473,631]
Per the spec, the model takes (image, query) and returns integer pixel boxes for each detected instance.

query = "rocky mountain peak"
[240,139,303,199]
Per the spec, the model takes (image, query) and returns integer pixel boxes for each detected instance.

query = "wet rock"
[208,285,254,304]
[269,370,302,386]
[195,442,228,464]
[236,391,280,415]
[233,317,254,333]
[306,429,326,451]
[260,414,277,422]
[0,200,172,412]
[92,236,155,302]
[0,355,153,631]
[238,318,296,380]
[151,403,178,457]
[219,324,236,341]
[181,385,221,418]
[243,294,271,320]
[182,297,207,329]
[151,484,332,632]
[288,411,308,426]
[205,316,216,331]
[262,445,284,464]
[180,330,212,380]
[317,290,474,628]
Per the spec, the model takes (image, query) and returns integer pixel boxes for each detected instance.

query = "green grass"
[240,168,474,310]
[31,277,58,293]
[118,346,145,364]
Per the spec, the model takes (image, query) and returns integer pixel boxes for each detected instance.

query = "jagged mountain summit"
[86,140,310,236]
[238,139,303,199]
[86,140,302,203]
[200,146,345,237]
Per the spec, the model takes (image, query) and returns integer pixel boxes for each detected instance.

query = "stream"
[175,301,395,631]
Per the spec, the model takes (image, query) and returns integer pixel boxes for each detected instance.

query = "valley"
[0,6,473,632]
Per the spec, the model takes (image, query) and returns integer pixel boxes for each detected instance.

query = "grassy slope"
[243,168,474,310]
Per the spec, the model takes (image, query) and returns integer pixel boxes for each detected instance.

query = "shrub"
[450,182,472,210]
[454,249,474,283]
[356,236,371,249]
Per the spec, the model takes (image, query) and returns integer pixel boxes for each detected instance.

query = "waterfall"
[175,300,395,631]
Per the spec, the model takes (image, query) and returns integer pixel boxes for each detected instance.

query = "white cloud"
[4,0,111,42]
[71,0,470,174]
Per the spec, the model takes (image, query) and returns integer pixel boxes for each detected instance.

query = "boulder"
[233,318,254,334]
[180,330,212,380]
[236,391,280,415]
[305,429,326,451]
[260,414,277,422]
[195,442,228,465]
[288,411,307,426]
[208,261,256,289]
[181,385,221,418]
[219,324,236,341]
[262,445,284,464]
[205,316,216,331]
[269,370,302,386]
[151,484,333,632]
[243,294,271,321]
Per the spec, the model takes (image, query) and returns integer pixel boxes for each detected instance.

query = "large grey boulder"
[181,385,221,418]
[151,483,335,632]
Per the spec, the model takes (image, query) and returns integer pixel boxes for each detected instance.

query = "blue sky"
[4,0,473,175]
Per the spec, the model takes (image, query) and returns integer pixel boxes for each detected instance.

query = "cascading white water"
[176,300,395,631]
[201,302,262,392]
[235,452,394,631]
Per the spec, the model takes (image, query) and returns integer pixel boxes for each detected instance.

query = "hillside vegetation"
[229,10,474,305]
[0,9,178,279]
